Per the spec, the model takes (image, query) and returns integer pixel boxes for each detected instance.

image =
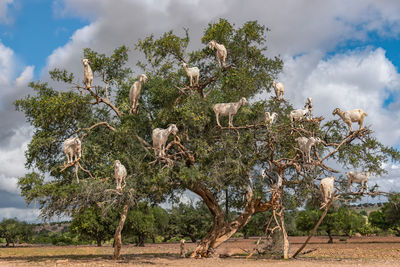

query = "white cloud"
[0,207,40,222]
[0,174,19,194]
[280,48,400,147]
[0,0,14,24]
[15,65,34,87]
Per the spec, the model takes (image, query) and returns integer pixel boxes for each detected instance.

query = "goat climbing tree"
[16,19,399,259]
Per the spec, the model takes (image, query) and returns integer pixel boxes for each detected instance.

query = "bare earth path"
[0,236,399,266]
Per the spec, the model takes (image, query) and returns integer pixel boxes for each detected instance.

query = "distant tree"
[0,218,34,246]
[370,193,400,236]
[167,202,213,243]
[383,193,400,235]
[296,206,366,243]
[70,206,116,246]
[123,202,158,246]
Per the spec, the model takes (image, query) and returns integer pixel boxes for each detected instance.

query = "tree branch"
[73,83,123,117]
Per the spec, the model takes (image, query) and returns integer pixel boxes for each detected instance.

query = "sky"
[0,0,399,222]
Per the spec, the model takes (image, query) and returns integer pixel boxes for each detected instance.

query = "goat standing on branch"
[296,136,321,163]
[129,74,148,114]
[332,108,367,132]
[265,112,278,125]
[208,40,227,68]
[213,97,248,128]
[152,124,179,157]
[262,169,283,189]
[305,97,313,120]
[182,63,199,87]
[82,58,93,89]
[272,81,284,100]
[320,176,335,209]
[114,160,127,190]
[346,171,371,193]
[290,106,311,127]
[63,137,82,164]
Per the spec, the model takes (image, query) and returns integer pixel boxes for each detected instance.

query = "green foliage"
[369,193,400,236]
[165,202,212,242]
[71,206,116,246]
[123,203,168,246]
[296,206,367,238]
[0,218,34,246]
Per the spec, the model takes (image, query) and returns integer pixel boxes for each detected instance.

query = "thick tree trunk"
[189,184,271,258]
[113,203,130,260]
[96,237,102,247]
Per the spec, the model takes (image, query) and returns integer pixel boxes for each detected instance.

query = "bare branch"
[73,82,123,117]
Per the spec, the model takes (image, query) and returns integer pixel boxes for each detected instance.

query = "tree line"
[1,193,399,247]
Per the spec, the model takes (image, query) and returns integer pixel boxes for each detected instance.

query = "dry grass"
[0,236,399,266]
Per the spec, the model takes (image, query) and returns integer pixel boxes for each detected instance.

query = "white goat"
[296,136,321,163]
[320,176,335,209]
[262,170,283,189]
[332,108,368,132]
[304,97,313,120]
[63,137,82,164]
[82,58,93,89]
[272,81,285,100]
[346,171,371,193]
[182,63,199,87]
[208,40,227,68]
[265,112,278,125]
[290,106,310,126]
[129,74,148,114]
[213,97,248,128]
[152,124,179,157]
[114,160,127,190]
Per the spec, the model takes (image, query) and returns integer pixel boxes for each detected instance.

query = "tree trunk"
[96,237,102,247]
[189,184,271,258]
[136,234,145,247]
[279,211,289,259]
[327,229,333,243]
[225,188,229,220]
[113,203,130,260]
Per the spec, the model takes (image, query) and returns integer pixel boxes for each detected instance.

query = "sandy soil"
[0,236,399,266]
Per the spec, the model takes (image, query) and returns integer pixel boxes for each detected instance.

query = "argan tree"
[16,19,399,259]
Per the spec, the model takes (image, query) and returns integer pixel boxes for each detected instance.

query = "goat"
[265,112,278,125]
[272,81,285,100]
[182,63,199,87]
[152,124,179,157]
[304,97,313,120]
[346,171,371,193]
[129,74,148,114]
[332,108,367,132]
[213,97,248,128]
[82,58,93,89]
[262,170,283,189]
[63,137,82,164]
[208,40,227,68]
[114,160,127,190]
[320,176,335,209]
[290,106,310,126]
[296,136,321,163]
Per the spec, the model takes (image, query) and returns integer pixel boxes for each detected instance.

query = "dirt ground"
[0,236,399,266]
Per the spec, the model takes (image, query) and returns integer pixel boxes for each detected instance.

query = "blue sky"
[0,0,399,222]
[0,0,88,77]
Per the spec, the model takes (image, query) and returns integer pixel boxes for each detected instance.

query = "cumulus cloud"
[0,207,40,222]
[0,0,14,24]
[280,48,400,146]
